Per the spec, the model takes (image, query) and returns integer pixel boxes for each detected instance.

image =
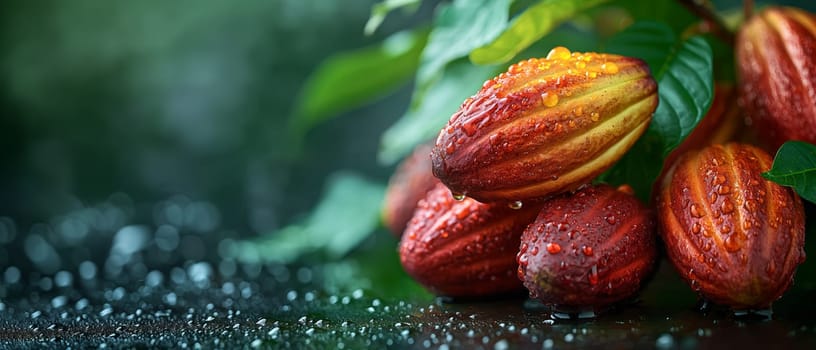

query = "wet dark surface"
[2,197,816,349]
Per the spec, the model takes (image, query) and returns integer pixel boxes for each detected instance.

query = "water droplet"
[591,112,600,122]
[582,246,593,256]
[508,201,523,210]
[573,106,583,116]
[718,186,731,195]
[724,234,740,252]
[541,92,559,107]
[690,204,704,218]
[446,142,456,155]
[714,175,726,185]
[702,242,711,251]
[766,261,776,275]
[452,191,466,201]
[546,243,562,254]
[575,61,587,69]
[691,223,701,234]
[531,246,540,256]
[605,215,616,225]
[547,46,572,60]
[601,62,619,74]
[588,265,599,285]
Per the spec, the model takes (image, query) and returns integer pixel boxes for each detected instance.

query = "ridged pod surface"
[382,143,439,238]
[517,184,657,312]
[431,47,658,203]
[657,143,806,309]
[399,183,540,298]
[736,6,816,151]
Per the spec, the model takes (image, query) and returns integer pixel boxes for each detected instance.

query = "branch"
[677,0,735,46]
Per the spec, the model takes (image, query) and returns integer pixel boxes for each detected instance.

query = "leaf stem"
[676,0,735,46]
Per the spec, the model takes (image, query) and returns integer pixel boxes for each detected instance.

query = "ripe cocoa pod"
[517,184,657,316]
[431,47,658,203]
[657,143,806,310]
[382,143,439,237]
[736,6,816,151]
[399,183,540,298]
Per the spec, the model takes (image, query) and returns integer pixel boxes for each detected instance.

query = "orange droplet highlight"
[541,92,559,107]
[546,46,572,60]
[582,246,594,256]
[591,112,600,122]
[602,62,619,74]
[546,242,562,254]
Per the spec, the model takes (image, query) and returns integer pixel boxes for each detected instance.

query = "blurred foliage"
[292,29,429,135]
[231,172,385,263]
[469,0,609,64]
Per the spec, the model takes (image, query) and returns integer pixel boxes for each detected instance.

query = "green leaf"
[291,29,428,135]
[600,22,714,201]
[416,0,510,86]
[231,172,386,263]
[378,60,500,164]
[763,141,816,204]
[469,0,609,65]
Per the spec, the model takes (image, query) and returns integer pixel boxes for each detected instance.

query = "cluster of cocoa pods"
[382,6,814,317]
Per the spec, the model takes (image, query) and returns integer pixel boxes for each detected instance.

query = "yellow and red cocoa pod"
[399,183,540,298]
[517,184,657,314]
[657,143,806,310]
[431,47,658,203]
[382,143,439,238]
[736,6,816,152]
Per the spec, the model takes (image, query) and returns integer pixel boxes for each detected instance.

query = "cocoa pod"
[431,47,658,203]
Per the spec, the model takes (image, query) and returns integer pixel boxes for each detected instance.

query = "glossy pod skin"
[517,184,657,314]
[399,183,541,298]
[736,6,816,152]
[382,143,439,238]
[431,47,658,203]
[657,143,806,310]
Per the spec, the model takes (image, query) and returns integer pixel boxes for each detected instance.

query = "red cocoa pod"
[431,47,658,203]
[736,6,816,152]
[657,143,806,310]
[399,183,540,298]
[382,143,439,237]
[517,184,657,315]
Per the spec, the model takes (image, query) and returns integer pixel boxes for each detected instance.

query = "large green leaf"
[416,0,510,86]
[601,22,714,201]
[469,0,609,65]
[378,60,500,164]
[232,172,386,263]
[291,29,428,135]
[763,141,816,204]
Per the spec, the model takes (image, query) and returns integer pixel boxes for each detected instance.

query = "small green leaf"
[291,29,428,135]
[364,0,422,35]
[469,0,609,65]
[378,60,500,164]
[417,0,510,86]
[232,172,386,263]
[601,22,713,201]
[763,141,816,204]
